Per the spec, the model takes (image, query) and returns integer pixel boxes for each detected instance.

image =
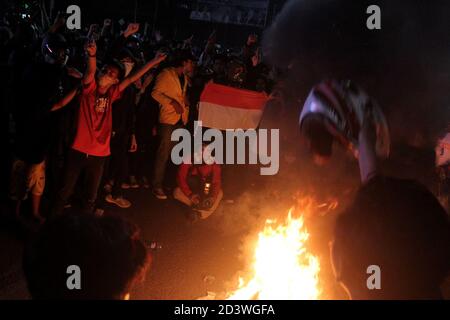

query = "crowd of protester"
[0,6,449,301]
[0,12,275,226]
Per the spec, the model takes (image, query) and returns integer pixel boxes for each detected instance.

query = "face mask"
[98,74,115,87]
[123,62,135,77]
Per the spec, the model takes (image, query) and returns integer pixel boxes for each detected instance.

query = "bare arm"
[119,52,167,92]
[83,40,97,85]
[107,23,140,59]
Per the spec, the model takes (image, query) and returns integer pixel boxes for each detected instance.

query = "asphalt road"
[0,145,448,300]
[0,160,349,300]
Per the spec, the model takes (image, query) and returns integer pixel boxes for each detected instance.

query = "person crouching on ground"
[173,144,223,220]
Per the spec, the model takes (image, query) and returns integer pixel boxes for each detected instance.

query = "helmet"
[41,33,69,65]
[299,79,390,159]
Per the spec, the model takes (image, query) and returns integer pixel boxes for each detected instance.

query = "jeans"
[52,149,106,216]
[152,123,183,189]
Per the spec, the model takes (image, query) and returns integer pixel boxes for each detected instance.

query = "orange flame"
[227,208,321,300]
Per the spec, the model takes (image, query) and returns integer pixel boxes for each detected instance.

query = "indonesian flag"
[199,82,269,130]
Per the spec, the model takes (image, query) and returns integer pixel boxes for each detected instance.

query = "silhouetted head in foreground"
[332,176,450,299]
[23,214,150,299]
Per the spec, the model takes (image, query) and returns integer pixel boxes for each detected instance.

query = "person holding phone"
[52,33,167,216]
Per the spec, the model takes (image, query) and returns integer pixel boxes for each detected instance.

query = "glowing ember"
[227,209,321,300]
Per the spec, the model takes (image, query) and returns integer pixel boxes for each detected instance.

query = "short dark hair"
[23,214,150,299]
[334,176,450,298]
[116,47,138,64]
[172,49,196,68]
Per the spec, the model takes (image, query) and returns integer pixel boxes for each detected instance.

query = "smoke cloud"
[262,0,450,147]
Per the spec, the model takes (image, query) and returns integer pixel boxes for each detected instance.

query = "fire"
[227,208,321,300]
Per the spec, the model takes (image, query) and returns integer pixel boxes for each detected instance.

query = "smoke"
[211,146,359,294]
[214,2,450,295]
[205,1,450,296]
[262,0,450,147]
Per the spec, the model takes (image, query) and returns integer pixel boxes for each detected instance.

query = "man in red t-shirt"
[52,34,166,216]
[173,146,223,220]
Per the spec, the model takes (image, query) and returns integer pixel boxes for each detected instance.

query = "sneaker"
[152,188,168,200]
[142,176,150,189]
[121,182,131,189]
[105,194,132,208]
[130,176,140,189]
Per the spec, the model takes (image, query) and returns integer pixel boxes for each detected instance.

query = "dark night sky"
[263,0,450,146]
[14,0,281,45]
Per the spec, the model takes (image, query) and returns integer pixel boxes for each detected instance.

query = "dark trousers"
[152,123,183,189]
[52,149,106,216]
[109,134,129,198]
[130,135,157,179]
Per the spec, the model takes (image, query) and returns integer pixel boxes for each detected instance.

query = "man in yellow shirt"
[151,50,195,199]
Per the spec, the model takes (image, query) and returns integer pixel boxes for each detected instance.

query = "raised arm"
[119,52,167,92]
[83,40,97,85]
[107,23,140,59]
[100,19,113,38]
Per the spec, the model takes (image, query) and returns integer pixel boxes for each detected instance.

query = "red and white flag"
[199,82,269,130]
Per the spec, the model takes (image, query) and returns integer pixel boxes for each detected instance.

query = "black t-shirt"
[112,85,136,138]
